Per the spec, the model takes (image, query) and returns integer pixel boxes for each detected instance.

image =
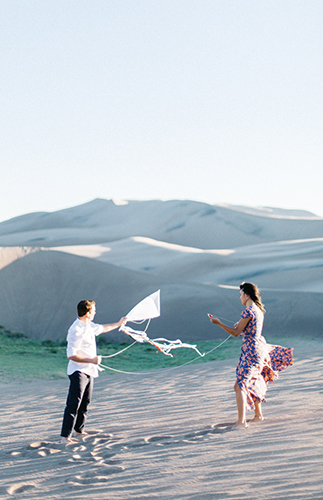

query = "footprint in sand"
[59,431,123,468]
[183,423,233,441]
[6,423,233,471]
[8,431,124,471]
[7,483,37,495]
[6,441,62,461]
[28,441,62,458]
[184,429,210,441]
[211,422,234,433]
[145,435,173,443]
[68,466,124,485]
[144,435,176,446]
[7,449,26,459]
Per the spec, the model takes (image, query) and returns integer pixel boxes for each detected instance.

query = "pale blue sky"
[1,0,323,222]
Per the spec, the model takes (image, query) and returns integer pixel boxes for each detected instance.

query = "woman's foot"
[251,415,265,422]
[232,421,248,429]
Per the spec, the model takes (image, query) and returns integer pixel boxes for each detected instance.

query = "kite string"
[144,318,151,332]
[101,341,136,359]
[99,315,236,373]
[102,316,234,361]
[101,319,151,359]
[165,335,232,371]
[99,334,233,375]
[126,318,151,330]
[210,314,236,325]
[99,362,141,375]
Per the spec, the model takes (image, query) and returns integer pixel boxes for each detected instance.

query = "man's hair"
[77,299,96,318]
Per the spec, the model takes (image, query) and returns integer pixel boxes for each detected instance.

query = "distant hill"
[0,198,322,342]
[0,198,322,249]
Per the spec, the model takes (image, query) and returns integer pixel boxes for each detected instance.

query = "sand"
[0,339,322,499]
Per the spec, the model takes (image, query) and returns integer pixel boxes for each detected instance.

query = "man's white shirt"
[66,318,103,377]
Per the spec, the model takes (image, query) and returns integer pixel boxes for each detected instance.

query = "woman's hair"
[77,299,95,317]
[240,282,266,313]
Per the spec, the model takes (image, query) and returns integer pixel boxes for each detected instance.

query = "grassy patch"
[0,331,68,381]
[98,337,241,374]
[0,328,242,382]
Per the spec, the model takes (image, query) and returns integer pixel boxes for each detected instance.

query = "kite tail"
[148,339,174,357]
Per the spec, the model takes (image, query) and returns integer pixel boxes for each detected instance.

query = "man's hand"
[102,317,127,333]
[118,317,127,327]
[92,355,102,365]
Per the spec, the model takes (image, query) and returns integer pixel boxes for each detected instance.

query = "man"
[60,299,126,443]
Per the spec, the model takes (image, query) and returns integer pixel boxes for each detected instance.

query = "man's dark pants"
[61,371,93,438]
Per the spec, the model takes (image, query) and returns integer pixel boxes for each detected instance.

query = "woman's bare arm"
[208,315,250,337]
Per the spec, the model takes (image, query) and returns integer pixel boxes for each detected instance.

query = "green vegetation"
[98,337,242,374]
[0,325,243,382]
[0,329,68,381]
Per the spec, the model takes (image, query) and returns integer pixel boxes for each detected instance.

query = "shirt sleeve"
[66,324,84,358]
[241,307,255,320]
[91,322,104,336]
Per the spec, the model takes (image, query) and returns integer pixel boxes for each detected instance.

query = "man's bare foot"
[232,422,248,429]
[74,431,88,438]
[61,436,78,444]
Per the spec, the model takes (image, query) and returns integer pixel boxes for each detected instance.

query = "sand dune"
[0,199,322,341]
[52,236,323,293]
[0,198,322,249]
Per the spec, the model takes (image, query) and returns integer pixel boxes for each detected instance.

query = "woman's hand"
[208,314,250,337]
[208,314,220,325]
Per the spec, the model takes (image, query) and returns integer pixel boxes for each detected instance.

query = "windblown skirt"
[236,335,293,411]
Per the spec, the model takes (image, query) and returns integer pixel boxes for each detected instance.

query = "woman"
[209,283,293,429]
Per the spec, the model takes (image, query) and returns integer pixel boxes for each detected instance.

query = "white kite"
[119,290,205,358]
[125,289,160,323]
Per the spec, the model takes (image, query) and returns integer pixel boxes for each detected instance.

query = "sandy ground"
[0,340,322,500]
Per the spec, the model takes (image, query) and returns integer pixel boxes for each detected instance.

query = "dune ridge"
[0,198,322,341]
[0,198,322,249]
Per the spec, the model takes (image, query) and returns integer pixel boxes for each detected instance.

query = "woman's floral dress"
[236,305,293,411]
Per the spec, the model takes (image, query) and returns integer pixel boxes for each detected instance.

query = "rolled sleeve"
[66,329,83,358]
[92,323,104,337]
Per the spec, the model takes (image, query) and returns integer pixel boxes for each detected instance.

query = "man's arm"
[101,317,127,333]
[68,354,102,365]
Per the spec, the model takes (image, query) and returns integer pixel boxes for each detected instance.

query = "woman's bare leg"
[234,381,248,428]
[251,400,265,421]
